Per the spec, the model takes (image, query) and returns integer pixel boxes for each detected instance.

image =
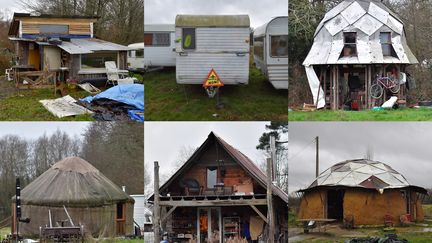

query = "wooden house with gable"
[8,13,130,88]
[150,132,288,243]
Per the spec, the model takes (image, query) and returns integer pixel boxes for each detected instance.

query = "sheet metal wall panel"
[386,15,404,34]
[368,2,389,23]
[327,32,344,64]
[353,14,383,36]
[325,14,350,36]
[340,1,366,24]
[392,34,409,63]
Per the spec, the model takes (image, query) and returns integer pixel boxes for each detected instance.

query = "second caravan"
[143,24,176,71]
[253,16,288,89]
[175,15,250,85]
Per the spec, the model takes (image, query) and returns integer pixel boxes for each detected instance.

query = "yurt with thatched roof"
[298,159,427,226]
[303,0,418,110]
[12,157,135,237]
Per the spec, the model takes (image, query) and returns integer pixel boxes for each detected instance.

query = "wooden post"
[266,158,275,243]
[315,136,319,178]
[154,161,161,243]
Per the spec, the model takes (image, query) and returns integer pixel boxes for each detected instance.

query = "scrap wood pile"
[346,234,408,243]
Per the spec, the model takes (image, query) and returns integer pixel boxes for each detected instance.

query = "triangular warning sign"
[203,69,224,87]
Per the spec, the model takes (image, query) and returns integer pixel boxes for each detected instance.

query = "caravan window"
[135,49,144,58]
[144,33,153,45]
[342,32,357,57]
[182,28,196,50]
[81,52,117,69]
[270,35,288,57]
[254,36,264,60]
[144,33,170,46]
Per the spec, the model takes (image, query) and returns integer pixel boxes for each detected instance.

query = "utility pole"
[266,158,275,243]
[270,135,277,183]
[315,136,319,178]
[153,161,160,243]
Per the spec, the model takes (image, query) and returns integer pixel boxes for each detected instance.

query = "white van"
[144,24,176,70]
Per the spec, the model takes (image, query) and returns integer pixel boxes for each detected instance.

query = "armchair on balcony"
[180,178,203,196]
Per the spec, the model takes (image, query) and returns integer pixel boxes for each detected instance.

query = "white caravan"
[175,15,250,85]
[144,24,176,70]
[253,16,288,89]
[128,42,144,72]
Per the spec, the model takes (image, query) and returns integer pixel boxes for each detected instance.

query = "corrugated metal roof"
[58,38,130,54]
[304,0,418,65]
[304,159,426,193]
[150,132,288,203]
[176,15,250,27]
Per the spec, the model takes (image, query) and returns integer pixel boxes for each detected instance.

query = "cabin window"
[207,167,217,188]
[380,32,395,57]
[342,32,357,57]
[40,24,69,35]
[254,36,264,60]
[270,35,288,57]
[182,28,196,50]
[81,52,117,69]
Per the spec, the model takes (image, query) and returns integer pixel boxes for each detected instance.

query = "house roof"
[12,12,99,20]
[15,157,134,207]
[303,0,418,65]
[301,159,427,193]
[175,15,250,28]
[151,132,288,203]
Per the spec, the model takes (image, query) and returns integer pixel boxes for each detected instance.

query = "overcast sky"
[0,122,89,139]
[144,122,274,191]
[144,0,288,28]
[288,122,432,194]
[0,0,27,18]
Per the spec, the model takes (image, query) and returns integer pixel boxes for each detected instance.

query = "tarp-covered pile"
[80,84,144,122]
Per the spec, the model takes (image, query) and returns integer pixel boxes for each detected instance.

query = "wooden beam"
[161,206,177,224]
[153,161,160,243]
[159,198,267,207]
[249,204,268,224]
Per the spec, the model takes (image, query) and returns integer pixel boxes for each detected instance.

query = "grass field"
[289,108,432,121]
[144,67,287,121]
[0,87,94,121]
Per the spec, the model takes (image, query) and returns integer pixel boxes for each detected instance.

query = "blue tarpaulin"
[81,84,144,121]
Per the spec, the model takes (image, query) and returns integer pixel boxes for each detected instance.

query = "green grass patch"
[289,108,432,121]
[0,87,94,121]
[0,227,10,240]
[144,67,287,121]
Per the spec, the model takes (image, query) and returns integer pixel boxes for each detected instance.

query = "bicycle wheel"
[390,83,400,94]
[370,83,383,99]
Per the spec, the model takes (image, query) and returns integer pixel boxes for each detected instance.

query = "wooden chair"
[384,214,394,227]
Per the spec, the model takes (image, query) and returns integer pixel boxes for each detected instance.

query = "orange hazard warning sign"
[203,69,224,87]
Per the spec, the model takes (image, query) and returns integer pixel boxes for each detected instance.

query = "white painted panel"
[370,37,384,63]
[368,2,389,23]
[386,15,403,35]
[341,1,366,24]
[392,34,409,63]
[327,32,344,64]
[267,65,288,89]
[315,0,353,35]
[44,46,61,70]
[324,14,350,36]
[357,35,371,63]
[354,14,383,36]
